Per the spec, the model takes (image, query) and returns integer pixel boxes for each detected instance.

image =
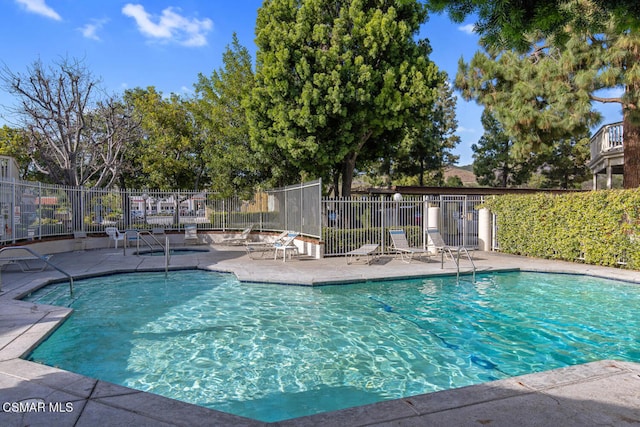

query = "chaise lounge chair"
[0,251,52,272]
[244,231,290,259]
[346,243,379,265]
[220,224,254,246]
[245,231,300,261]
[388,229,430,263]
[427,227,472,268]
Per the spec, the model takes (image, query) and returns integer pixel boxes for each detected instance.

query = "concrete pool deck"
[0,245,639,426]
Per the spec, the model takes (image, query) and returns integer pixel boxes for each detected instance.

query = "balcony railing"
[590,121,623,160]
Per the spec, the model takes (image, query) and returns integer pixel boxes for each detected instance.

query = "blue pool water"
[25,271,640,422]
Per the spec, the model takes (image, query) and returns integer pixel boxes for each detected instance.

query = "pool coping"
[1,247,639,426]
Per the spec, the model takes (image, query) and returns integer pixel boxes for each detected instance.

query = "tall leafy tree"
[535,136,591,189]
[395,78,460,186]
[248,0,441,197]
[192,34,266,197]
[125,87,209,190]
[472,110,536,187]
[0,57,139,188]
[435,0,640,188]
[427,0,640,50]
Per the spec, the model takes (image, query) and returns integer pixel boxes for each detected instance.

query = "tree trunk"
[500,163,509,187]
[340,131,373,197]
[623,114,640,188]
[332,169,340,199]
[341,153,357,198]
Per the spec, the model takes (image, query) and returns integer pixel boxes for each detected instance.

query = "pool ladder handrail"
[455,246,476,283]
[133,231,166,254]
[129,231,171,276]
[0,246,74,296]
[165,235,170,277]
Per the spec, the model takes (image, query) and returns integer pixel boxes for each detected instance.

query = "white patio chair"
[273,232,300,262]
[105,227,124,248]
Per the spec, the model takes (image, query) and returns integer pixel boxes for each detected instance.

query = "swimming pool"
[24,270,640,422]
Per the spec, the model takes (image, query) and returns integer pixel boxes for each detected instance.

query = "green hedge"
[482,189,640,269]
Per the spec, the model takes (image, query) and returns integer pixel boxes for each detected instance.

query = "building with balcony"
[588,121,624,189]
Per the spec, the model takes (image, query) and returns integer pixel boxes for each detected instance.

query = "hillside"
[444,165,478,186]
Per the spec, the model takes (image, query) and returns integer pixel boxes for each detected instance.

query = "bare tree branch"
[0,57,140,188]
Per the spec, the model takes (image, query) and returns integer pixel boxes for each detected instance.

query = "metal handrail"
[0,246,74,296]
[134,231,166,255]
[455,246,476,283]
[123,230,170,276]
[165,235,170,277]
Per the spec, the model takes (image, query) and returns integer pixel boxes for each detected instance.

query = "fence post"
[10,178,16,243]
[422,195,427,250]
[380,195,385,253]
[37,182,42,240]
[317,179,322,238]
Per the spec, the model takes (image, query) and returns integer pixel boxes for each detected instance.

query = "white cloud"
[15,0,61,21]
[122,4,213,47]
[79,19,108,41]
[458,24,476,35]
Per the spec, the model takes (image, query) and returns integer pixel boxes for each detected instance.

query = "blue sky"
[0,0,623,166]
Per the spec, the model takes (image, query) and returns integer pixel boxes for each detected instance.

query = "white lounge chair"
[427,227,472,268]
[220,224,254,246]
[0,253,52,272]
[388,229,430,263]
[105,227,124,248]
[346,244,379,265]
[245,231,289,259]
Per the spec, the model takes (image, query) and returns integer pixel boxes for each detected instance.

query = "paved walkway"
[1,245,639,426]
